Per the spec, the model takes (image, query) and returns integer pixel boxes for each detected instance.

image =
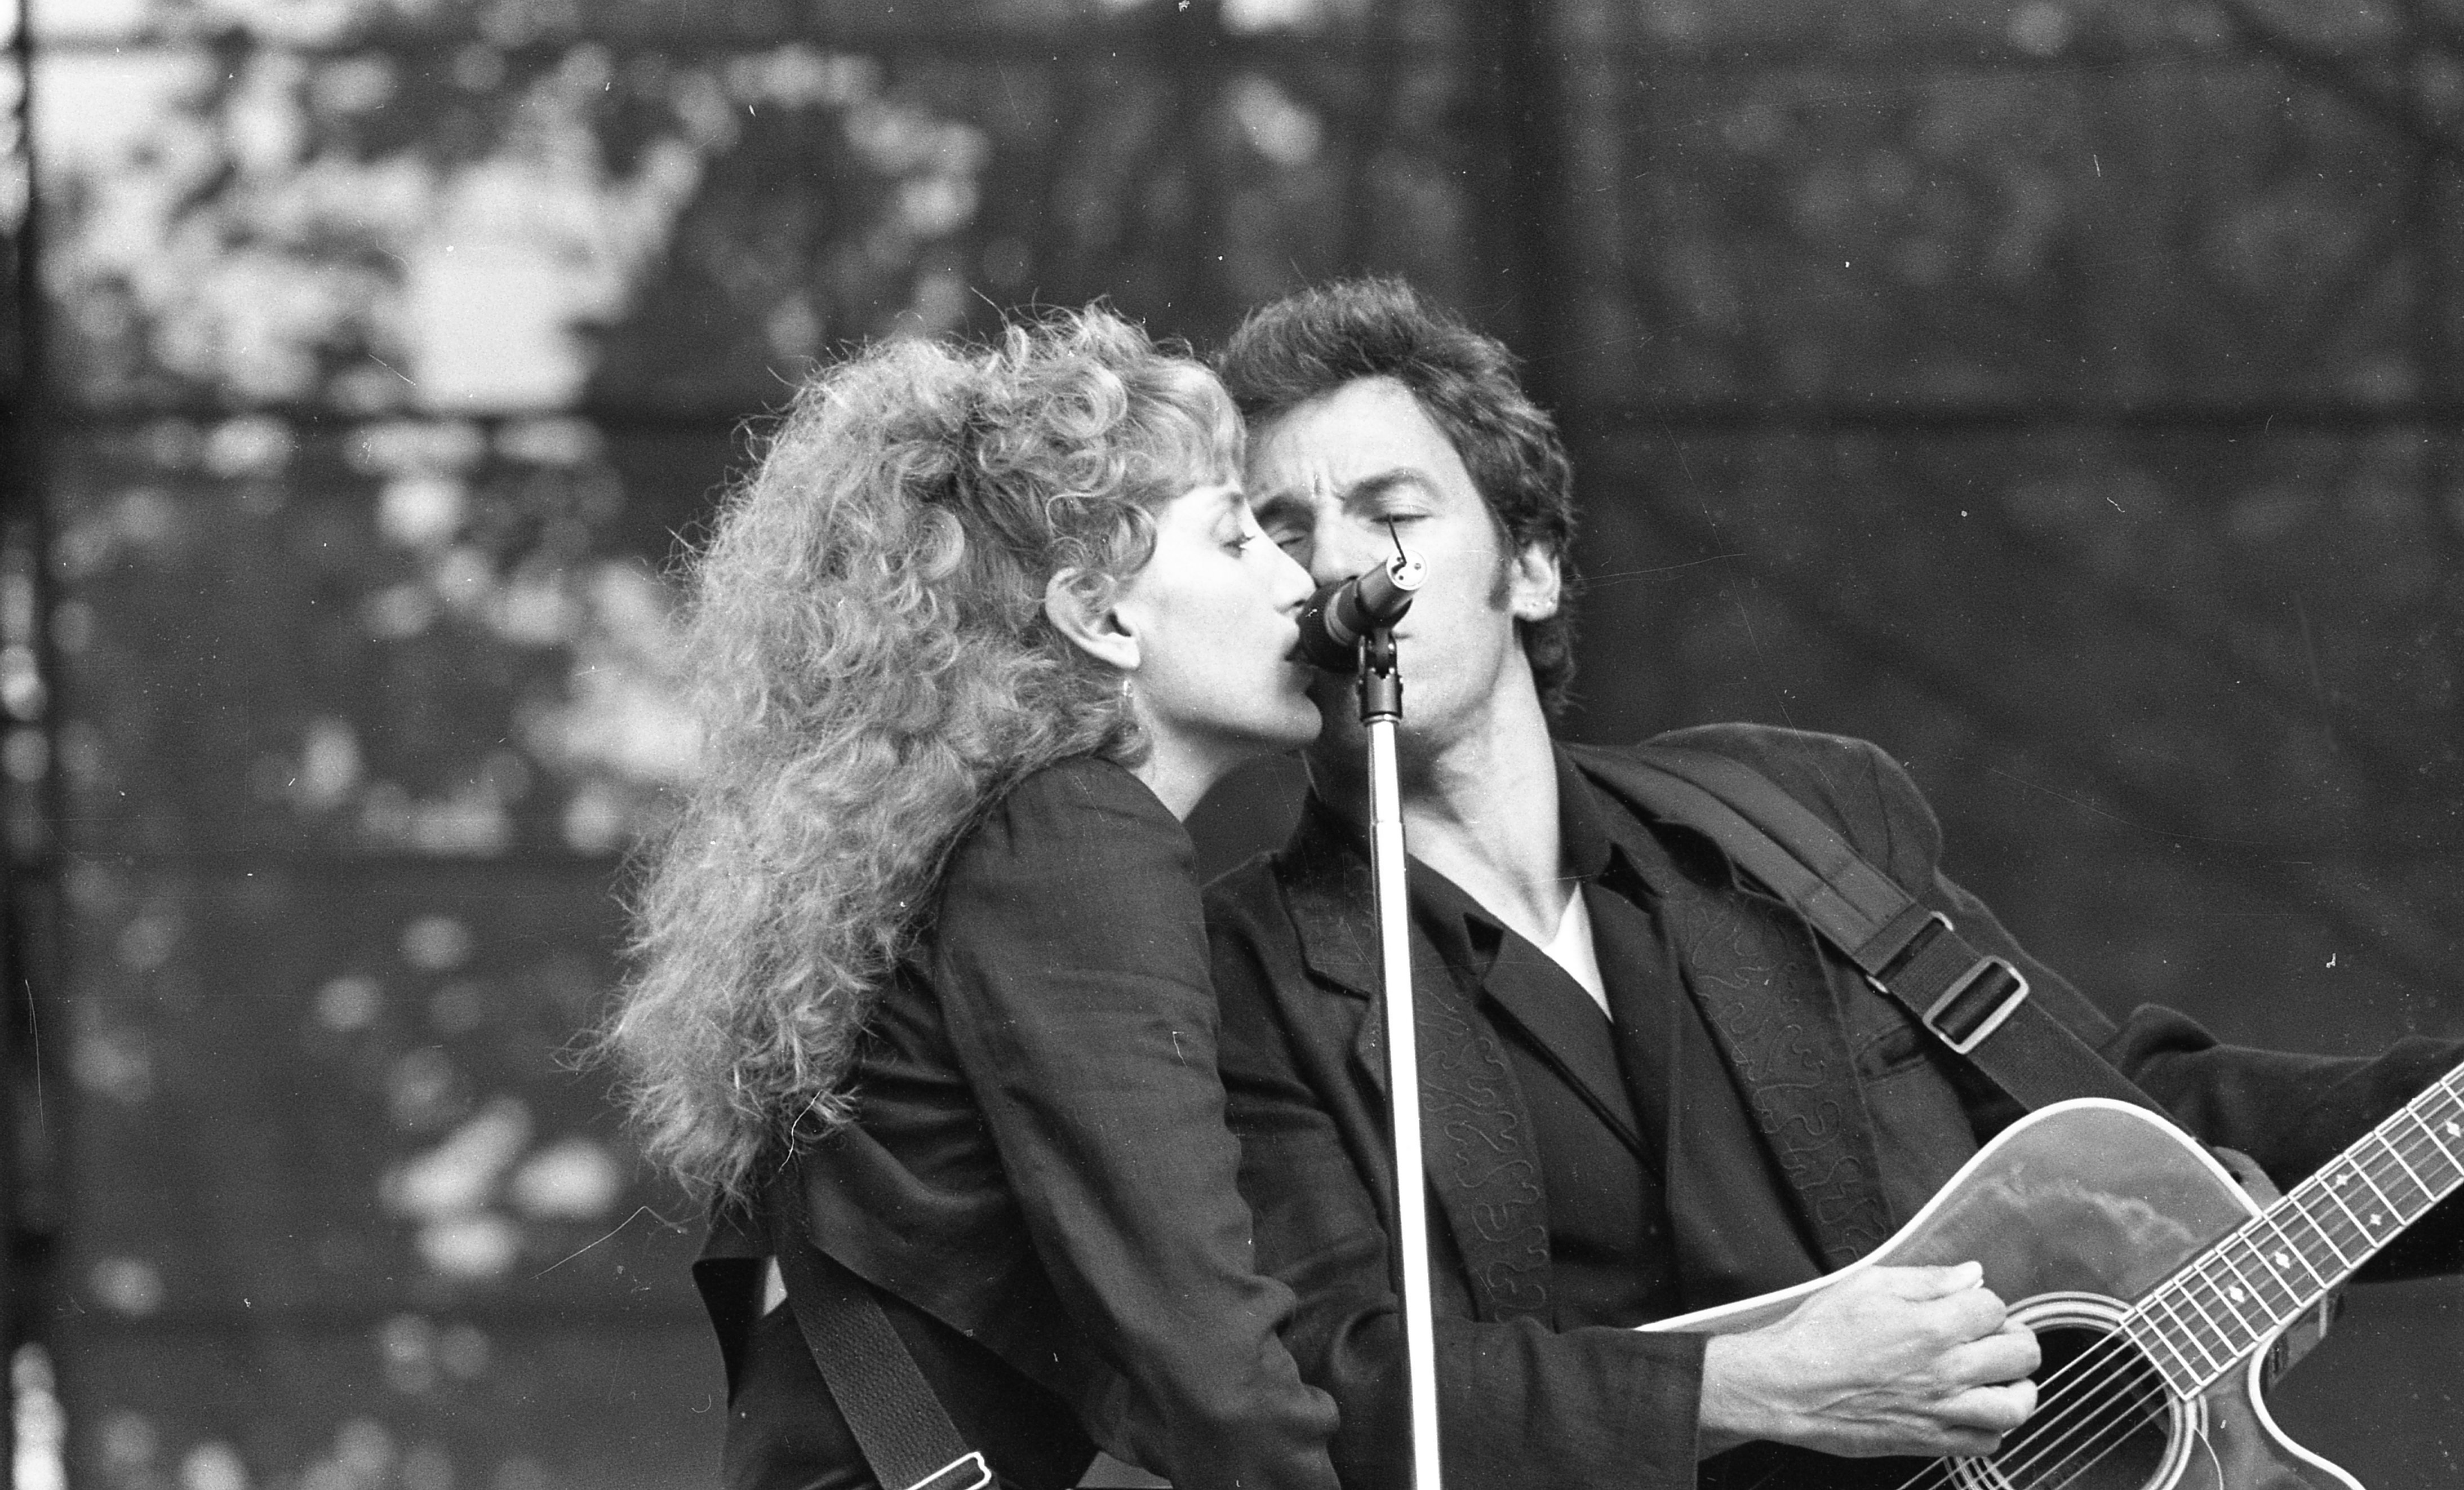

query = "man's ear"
[1043,570,1142,671]
[1505,539,1562,623]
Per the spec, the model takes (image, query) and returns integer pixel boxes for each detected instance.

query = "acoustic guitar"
[1644,1071,2464,1489]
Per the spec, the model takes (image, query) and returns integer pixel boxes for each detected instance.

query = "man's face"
[1246,376,1559,760]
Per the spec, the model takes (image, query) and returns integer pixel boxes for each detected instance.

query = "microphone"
[1294,548,1427,670]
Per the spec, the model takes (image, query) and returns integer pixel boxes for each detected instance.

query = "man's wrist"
[1694,1334,1777,1460]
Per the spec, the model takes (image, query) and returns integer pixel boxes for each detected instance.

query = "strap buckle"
[1870,913,2031,1056]
[905,1453,993,1490]
[1922,953,2030,1055]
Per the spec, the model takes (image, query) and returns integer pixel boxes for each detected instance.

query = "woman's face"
[1112,479,1322,776]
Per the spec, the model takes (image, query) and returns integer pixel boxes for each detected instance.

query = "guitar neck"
[2123,1063,2464,1395]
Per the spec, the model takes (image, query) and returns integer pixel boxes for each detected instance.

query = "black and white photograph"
[4,1,2463,1487]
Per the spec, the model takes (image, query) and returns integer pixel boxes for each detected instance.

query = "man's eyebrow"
[1339,468,1436,506]
[1252,468,1432,514]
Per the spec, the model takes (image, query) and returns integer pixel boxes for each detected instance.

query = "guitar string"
[1742,1251,2327,1490]
[1919,1187,2390,1490]
[1892,1301,2188,1490]
[1718,1260,2205,1490]
[1898,1129,2435,1490]
[1877,1225,2343,1490]
[1914,1332,2230,1490]
[2025,1393,2225,1490]
[1973,1362,2174,1490]
[1877,1347,2166,1490]
[1895,1122,2451,1490]
[1726,1276,2197,1490]
[1733,1103,2463,1490]
[1743,1255,2356,1490]
[1723,1319,2156,1490]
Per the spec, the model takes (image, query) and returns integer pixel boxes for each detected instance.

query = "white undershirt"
[1539,886,1611,1020]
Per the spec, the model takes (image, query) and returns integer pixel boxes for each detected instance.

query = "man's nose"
[1307,528,1387,589]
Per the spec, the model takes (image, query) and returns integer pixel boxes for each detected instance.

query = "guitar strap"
[763,1162,995,1490]
[1611,746,2346,1365]
[1608,745,2168,1119]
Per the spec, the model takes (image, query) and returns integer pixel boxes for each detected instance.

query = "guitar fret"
[1651,1070,2464,1460]
[2230,1231,2305,1316]
[2124,1310,2202,1395]
[2409,1103,2462,1160]
[2375,1131,2431,1203]
[2178,1275,2239,1362]
[2191,1253,2267,1344]
[2119,1077,2461,1402]
[2285,1191,2356,1274]
[2422,1084,2464,1150]
[2211,1244,2287,1336]
[2252,1212,2327,1294]
[2309,1180,2372,1258]
[2401,1105,2464,1189]
[2148,1287,2228,1377]
[2400,1135,2447,1198]
[2346,1154,2401,1231]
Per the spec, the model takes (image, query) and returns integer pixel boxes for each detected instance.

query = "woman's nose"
[1266,540,1315,611]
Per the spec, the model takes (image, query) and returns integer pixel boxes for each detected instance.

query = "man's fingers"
[1723,1265,2045,1461]
[1938,1378,2037,1435]
[1934,1427,2008,1459]
[1876,1260,1986,1301]
[1939,1331,2040,1391]
[1924,1282,2012,1342]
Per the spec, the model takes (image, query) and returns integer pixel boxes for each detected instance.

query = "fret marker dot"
[2228,1286,2247,1302]
[2274,1251,2292,1267]
[2372,1212,2385,1226]
[2448,1121,2459,1138]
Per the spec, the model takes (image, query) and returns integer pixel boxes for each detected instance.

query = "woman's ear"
[1043,570,1142,671]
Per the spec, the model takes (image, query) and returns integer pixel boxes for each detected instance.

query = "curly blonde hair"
[607,308,1241,1202]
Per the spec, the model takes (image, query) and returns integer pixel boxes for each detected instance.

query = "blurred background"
[3,0,2462,1485]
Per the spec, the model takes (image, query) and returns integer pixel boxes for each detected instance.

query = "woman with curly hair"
[605,307,1340,1490]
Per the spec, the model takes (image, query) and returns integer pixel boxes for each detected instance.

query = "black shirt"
[1392,755,1727,1327]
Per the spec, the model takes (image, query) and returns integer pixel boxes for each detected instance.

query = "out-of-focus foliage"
[17,0,2464,1486]
[53,417,705,858]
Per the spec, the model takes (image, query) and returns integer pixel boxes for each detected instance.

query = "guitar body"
[1648,1099,2361,1490]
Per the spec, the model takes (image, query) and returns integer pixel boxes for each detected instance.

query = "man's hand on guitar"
[1695,1261,2039,1461]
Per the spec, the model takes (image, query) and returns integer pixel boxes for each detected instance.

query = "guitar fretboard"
[2121,1065,2464,1395]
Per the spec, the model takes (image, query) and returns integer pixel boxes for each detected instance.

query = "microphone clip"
[1293,547,1427,672]
[1294,547,1425,724]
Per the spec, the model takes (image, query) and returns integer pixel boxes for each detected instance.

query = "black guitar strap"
[764,1164,994,1490]
[1610,745,2166,1119]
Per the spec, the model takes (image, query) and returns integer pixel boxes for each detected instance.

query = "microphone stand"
[1353,624,1443,1490]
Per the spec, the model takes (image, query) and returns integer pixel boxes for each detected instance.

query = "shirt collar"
[1291,745,1660,981]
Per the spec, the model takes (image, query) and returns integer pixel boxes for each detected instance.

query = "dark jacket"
[701,756,1340,1490]
[1205,723,2464,1490]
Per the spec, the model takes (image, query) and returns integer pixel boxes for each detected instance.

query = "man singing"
[1204,278,2464,1489]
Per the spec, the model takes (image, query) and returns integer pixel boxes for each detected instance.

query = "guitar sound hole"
[1981,1324,2175,1490]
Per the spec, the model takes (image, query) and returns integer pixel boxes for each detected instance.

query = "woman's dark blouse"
[701,757,1339,1490]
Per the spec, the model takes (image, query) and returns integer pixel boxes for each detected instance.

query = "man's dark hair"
[1215,277,1579,714]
